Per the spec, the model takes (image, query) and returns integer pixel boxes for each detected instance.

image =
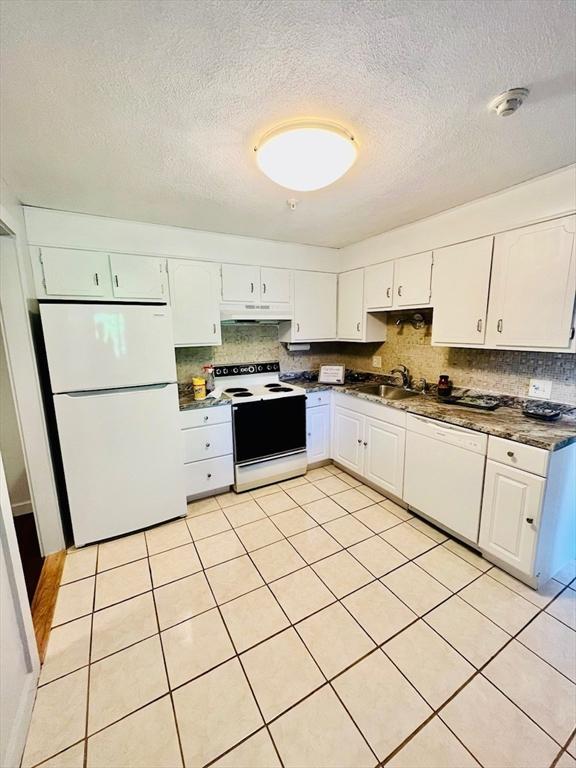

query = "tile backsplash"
[176,315,576,405]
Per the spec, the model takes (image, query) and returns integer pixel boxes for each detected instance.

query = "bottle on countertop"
[437,374,453,398]
[203,365,215,394]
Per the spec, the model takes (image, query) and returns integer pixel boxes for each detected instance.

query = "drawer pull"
[363,441,367,447]
[386,287,391,299]
[207,473,212,479]
[526,517,534,524]
[357,439,362,444]
[507,450,514,457]
[205,442,211,448]
[477,318,482,333]
[203,415,209,422]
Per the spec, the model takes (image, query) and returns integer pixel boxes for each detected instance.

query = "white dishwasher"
[404,414,488,543]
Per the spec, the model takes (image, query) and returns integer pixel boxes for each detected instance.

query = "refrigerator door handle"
[61,383,173,397]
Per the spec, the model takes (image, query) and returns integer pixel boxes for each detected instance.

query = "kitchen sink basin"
[354,383,422,400]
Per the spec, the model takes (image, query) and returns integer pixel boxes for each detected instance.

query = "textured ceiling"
[1,0,575,248]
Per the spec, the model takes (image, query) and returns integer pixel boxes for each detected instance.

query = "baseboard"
[31,550,65,662]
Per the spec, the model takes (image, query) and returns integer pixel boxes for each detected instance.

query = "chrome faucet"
[390,365,411,389]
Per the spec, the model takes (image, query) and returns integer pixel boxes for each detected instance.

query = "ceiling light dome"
[254,120,357,192]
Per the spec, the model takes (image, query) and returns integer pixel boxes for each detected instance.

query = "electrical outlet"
[528,379,552,399]
[372,356,382,369]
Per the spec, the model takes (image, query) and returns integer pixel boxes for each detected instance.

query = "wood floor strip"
[31,550,66,662]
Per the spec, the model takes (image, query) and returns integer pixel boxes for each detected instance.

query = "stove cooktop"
[215,361,306,404]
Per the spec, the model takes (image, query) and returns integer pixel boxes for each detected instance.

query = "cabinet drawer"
[488,436,549,477]
[183,423,232,462]
[306,391,331,408]
[184,455,234,497]
[180,404,231,429]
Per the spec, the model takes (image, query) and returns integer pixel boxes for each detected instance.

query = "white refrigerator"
[40,303,186,546]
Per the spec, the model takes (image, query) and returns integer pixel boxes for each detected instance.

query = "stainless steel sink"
[354,383,422,400]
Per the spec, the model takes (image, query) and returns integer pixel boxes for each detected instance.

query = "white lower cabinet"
[332,406,364,473]
[181,405,233,498]
[363,417,405,498]
[306,405,330,463]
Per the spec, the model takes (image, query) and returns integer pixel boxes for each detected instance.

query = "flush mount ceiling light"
[254,120,357,192]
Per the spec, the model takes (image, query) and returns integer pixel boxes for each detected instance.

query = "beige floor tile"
[384,621,474,708]
[154,571,215,630]
[387,716,480,768]
[37,742,86,768]
[353,503,404,533]
[442,538,491,571]
[297,602,375,678]
[97,532,147,572]
[225,498,268,526]
[211,728,281,767]
[323,514,372,547]
[279,475,310,490]
[331,487,374,512]
[235,517,283,551]
[381,522,437,559]
[382,563,452,616]
[557,752,576,768]
[270,566,335,623]
[312,475,350,495]
[305,466,332,481]
[186,509,231,540]
[568,734,576,758]
[303,496,348,524]
[94,559,150,610]
[145,519,191,556]
[186,494,220,517]
[518,613,576,681]
[459,574,539,634]
[489,568,564,607]
[356,483,387,502]
[334,649,431,761]
[206,554,264,604]
[270,506,317,536]
[91,592,158,661]
[149,542,202,587]
[285,483,326,505]
[337,471,363,487]
[87,696,182,768]
[343,582,416,644]
[216,489,254,508]
[88,635,168,734]
[174,658,263,767]
[288,526,341,563]
[415,546,482,591]
[251,539,306,583]
[546,588,576,630]
[251,482,283,498]
[323,463,340,475]
[441,675,558,768]
[380,498,413,519]
[425,595,510,667]
[52,577,95,626]
[348,535,407,577]
[196,529,245,568]
[554,560,576,585]
[221,586,290,652]
[39,615,91,685]
[61,547,97,584]
[312,550,373,598]
[256,490,298,515]
[270,685,374,768]
[408,517,449,543]
[484,640,576,743]
[22,668,88,768]
[241,628,324,720]
[162,608,235,688]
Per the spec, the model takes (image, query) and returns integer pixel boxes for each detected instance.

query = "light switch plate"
[372,356,382,369]
[528,379,552,399]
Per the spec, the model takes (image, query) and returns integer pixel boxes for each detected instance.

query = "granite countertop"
[179,391,231,411]
[286,378,576,452]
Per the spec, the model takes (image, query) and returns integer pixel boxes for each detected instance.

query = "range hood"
[220,302,292,324]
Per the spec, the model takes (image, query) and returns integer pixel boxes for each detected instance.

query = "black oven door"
[232,395,307,465]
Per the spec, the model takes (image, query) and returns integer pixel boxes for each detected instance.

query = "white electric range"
[214,361,308,492]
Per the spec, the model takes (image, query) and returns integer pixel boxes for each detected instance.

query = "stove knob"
[248,365,255,373]
[257,365,264,372]
[267,364,273,371]
[232,367,238,374]
[222,368,228,374]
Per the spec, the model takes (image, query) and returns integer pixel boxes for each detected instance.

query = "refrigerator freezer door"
[54,383,185,545]
[40,303,176,392]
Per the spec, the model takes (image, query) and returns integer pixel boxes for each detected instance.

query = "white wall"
[24,207,338,271]
[339,165,576,270]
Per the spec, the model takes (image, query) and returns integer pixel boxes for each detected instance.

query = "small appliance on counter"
[522,401,562,421]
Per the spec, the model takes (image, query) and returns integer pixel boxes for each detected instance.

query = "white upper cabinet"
[221,264,261,302]
[337,269,364,340]
[432,237,493,346]
[280,271,337,341]
[110,253,166,300]
[486,216,576,350]
[39,247,109,297]
[168,259,222,347]
[364,262,394,310]
[260,267,290,303]
[394,252,433,307]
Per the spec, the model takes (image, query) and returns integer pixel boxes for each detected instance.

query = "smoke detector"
[489,88,529,117]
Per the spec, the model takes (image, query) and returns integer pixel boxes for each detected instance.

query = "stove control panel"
[213,361,280,378]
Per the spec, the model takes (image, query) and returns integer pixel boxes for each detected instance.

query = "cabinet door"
[40,247,108,297]
[431,237,493,346]
[363,417,405,498]
[293,271,337,341]
[306,405,330,463]
[486,217,576,349]
[332,407,364,473]
[479,460,544,575]
[364,262,394,310]
[221,264,260,302]
[337,269,364,340]
[110,254,166,299]
[168,259,222,346]
[261,268,290,303]
[394,252,432,307]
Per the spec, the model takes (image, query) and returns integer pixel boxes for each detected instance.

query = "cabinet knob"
[506,450,514,458]
[205,442,211,448]
[357,439,362,444]
[526,517,534,524]
[477,318,483,333]
[250,282,254,293]
[296,322,300,332]
[363,441,367,446]
[262,282,267,294]
[207,473,212,479]
[398,285,402,296]
[307,432,311,437]
[203,416,209,422]
[212,323,217,334]
[386,287,391,299]
[356,322,361,332]
[93,272,100,286]
[497,319,503,333]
